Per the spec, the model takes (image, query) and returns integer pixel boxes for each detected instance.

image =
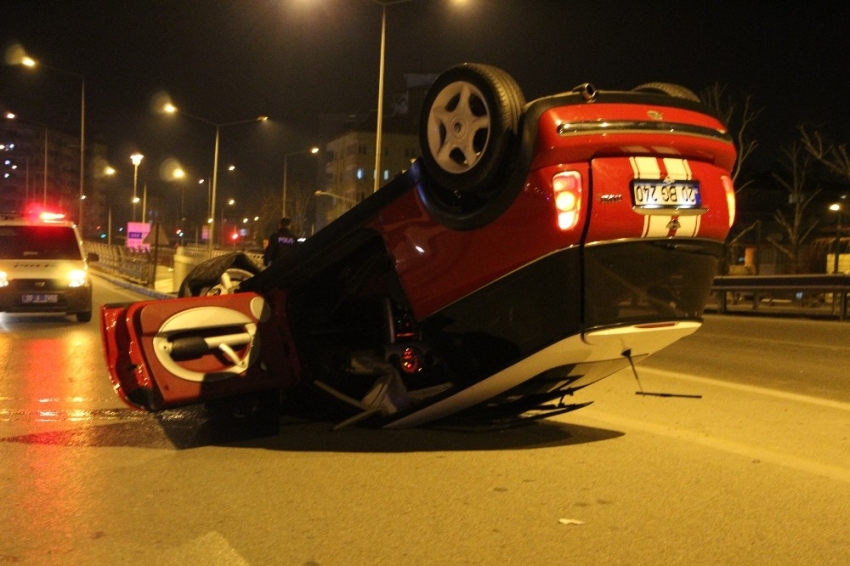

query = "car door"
[101,290,298,411]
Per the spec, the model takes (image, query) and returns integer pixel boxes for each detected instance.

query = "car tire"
[177,252,261,297]
[632,82,701,102]
[194,267,255,296]
[76,311,92,323]
[418,63,526,230]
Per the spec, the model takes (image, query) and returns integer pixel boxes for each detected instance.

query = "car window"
[0,226,82,260]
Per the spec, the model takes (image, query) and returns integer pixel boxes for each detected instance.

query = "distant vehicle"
[0,213,98,322]
[101,63,736,429]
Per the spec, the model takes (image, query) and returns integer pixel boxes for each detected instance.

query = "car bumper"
[0,286,92,315]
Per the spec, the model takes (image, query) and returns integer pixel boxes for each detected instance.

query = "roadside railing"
[84,242,264,289]
[85,241,172,286]
[86,240,850,322]
[709,274,850,321]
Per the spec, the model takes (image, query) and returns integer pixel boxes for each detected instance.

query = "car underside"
[100,63,737,430]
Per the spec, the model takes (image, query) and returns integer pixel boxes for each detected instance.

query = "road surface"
[1,275,848,565]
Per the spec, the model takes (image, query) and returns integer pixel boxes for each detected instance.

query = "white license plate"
[22,294,59,304]
[632,180,701,208]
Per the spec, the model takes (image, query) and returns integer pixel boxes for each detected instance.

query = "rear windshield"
[0,226,82,260]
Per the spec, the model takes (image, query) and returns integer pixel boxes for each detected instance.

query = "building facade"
[0,120,108,237]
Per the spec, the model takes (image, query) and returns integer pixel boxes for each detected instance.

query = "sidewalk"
[94,264,177,300]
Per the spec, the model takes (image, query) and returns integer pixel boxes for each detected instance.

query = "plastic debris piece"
[558,518,584,526]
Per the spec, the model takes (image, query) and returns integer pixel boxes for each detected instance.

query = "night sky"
[2,0,850,202]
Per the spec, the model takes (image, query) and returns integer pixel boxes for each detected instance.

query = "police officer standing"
[263,217,297,266]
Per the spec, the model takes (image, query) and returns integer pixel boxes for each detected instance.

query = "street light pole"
[17,53,86,231]
[282,146,320,217]
[211,125,221,252]
[131,153,143,222]
[831,203,844,274]
[162,103,266,255]
[369,0,413,193]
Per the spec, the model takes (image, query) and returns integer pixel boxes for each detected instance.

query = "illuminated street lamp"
[220,198,236,246]
[282,146,320,217]
[14,46,86,232]
[131,153,144,222]
[163,102,267,253]
[829,201,845,274]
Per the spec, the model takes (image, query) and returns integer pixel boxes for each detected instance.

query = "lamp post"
[314,190,359,205]
[131,153,144,222]
[16,49,86,232]
[282,146,320,217]
[314,190,358,228]
[163,103,266,254]
[830,202,844,274]
[220,198,235,247]
[368,0,413,193]
[103,165,116,244]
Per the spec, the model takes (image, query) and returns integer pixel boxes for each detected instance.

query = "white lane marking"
[640,367,850,412]
[576,408,850,484]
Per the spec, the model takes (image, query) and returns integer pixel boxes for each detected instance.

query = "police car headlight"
[68,269,87,288]
[0,271,8,287]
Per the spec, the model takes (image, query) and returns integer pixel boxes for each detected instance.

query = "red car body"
[101,64,736,429]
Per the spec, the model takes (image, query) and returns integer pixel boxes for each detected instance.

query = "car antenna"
[621,349,702,399]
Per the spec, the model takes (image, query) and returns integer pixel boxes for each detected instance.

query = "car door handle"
[162,332,253,365]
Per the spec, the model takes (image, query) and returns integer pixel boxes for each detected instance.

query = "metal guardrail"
[710,274,850,321]
[84,242,264,289]
[86,241,850,322]
[85,241,168,285]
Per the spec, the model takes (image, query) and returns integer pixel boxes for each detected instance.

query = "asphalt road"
[1,276,848,565]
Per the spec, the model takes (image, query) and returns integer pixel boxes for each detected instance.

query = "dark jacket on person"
[263,226,297,266]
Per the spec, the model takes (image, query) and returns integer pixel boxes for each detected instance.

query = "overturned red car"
[101,64,736,429]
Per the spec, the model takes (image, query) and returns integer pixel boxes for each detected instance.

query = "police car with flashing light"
[0,214,98,322]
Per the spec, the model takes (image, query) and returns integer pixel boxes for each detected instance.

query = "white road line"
[640,367,850,412]
[576,408,850,484]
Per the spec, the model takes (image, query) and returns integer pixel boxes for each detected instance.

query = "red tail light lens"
[722,175,736,227]
[400,347,421,374]
[552,171,582,231]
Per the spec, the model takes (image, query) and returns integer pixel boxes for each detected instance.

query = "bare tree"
[766,143,821,273]
[799,126,850,180]
[701,83,763,192]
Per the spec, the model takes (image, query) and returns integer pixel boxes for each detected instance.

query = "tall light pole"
[282,146,320,217]
[131,153,144,222]
[369,0,413,193]
[163,103,267,254]
[830,202,845,274]
[220,198,235,247]
[16,49,86,232]
[314,190,358,205]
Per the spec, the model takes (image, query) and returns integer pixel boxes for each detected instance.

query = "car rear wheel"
[418,63,526,230]
[76,311,92,323]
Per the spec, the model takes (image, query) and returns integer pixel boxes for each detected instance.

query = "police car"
[0,213,97,322]
[100,64,736,429]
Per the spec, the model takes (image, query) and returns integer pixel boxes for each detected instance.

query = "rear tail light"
[722,175,736,228]
[552,171,582,231]
[399,347,422,374]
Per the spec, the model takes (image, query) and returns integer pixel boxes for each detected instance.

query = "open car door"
[100,291,297,412]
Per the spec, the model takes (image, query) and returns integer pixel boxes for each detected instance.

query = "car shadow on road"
[1,405,624,453]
